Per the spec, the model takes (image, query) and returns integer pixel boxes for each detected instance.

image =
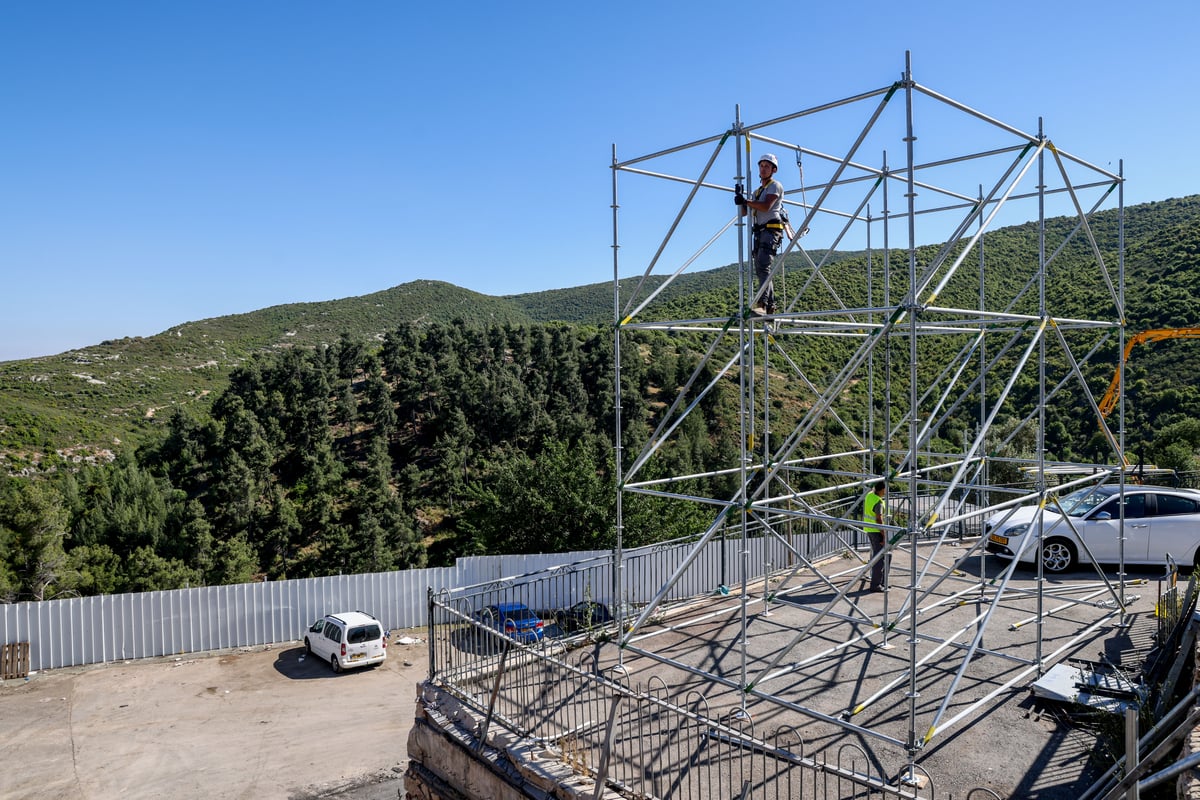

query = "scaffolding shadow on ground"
[425,540,1162,798]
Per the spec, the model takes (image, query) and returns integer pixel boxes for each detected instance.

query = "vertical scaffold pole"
[883,148,896,651]
[977,184,989,631]
[732,106,753,718]
[1036,118,1048,678]
[902,50,921,771]
[610,143,626,675]
[1118,159,1128,628]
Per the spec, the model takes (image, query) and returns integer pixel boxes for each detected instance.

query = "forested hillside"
[3,195,1200,602]
[0,321,728,600]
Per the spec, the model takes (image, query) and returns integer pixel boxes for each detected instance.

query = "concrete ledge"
[406,680,623,800]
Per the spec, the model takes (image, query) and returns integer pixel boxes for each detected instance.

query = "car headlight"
[1005,523,1030,537]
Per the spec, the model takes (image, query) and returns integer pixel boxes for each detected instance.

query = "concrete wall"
[405,681,623,800]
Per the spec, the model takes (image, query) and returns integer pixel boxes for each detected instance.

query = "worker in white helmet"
[734,153,783,315]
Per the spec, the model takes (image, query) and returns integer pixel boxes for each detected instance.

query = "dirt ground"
[0,630,430,800]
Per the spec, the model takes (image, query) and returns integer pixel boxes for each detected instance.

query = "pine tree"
[0,477,75,601]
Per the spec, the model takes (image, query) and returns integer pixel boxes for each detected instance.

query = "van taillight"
[382,636,387,649]
[340,643,346,657]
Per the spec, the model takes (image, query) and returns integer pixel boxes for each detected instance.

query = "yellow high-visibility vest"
[864,491,885,533]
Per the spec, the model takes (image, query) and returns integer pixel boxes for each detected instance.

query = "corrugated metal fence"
[0,520,852,674]
[1,567,436,672]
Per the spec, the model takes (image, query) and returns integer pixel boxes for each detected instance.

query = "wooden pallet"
[2,642,30,679]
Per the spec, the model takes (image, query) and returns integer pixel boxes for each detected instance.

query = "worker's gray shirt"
[750,178,784,227]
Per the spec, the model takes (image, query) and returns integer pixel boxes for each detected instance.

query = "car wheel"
[330,654,342,674]
[304,638,312,656]
[1041,538,1077,573]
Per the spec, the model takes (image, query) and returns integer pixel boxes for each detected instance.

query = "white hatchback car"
[985,484,1200,573]
[303,611,387,672]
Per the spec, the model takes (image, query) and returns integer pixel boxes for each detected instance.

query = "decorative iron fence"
[428,588,1002,800]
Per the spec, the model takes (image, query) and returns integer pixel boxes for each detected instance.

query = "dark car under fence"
[537,601,614,636]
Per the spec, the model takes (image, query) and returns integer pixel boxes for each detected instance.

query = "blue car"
[477,602,545,643]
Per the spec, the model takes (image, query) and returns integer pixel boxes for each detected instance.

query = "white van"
[303,611,387,672]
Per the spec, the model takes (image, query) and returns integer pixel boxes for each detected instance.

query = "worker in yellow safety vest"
[863,480,887,593]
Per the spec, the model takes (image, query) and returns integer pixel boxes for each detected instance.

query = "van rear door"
[344,623,384,664]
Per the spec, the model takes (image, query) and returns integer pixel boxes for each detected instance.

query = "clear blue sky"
[3,1,1196,362]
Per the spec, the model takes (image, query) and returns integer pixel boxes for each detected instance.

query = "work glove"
[734,191,746,207]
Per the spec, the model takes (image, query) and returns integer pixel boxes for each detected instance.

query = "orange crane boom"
[1098,327,1200,418]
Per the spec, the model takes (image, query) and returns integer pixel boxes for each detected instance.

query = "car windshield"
[1057,486,1117,517]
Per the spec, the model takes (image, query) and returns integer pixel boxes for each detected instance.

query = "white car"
[303,611,387,672]
[985,484,1200,573]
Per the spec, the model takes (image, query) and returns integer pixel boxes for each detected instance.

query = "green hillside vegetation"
[3,195,1200,602]
[0,281,535,473]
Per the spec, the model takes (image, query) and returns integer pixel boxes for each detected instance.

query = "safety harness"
[752,182,785,233]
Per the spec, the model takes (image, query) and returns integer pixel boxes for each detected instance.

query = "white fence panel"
[1,532,845,673]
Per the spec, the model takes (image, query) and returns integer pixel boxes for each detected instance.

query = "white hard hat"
[758,153,779,169]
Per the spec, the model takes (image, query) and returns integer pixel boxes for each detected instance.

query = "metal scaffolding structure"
[609,53,1129,773]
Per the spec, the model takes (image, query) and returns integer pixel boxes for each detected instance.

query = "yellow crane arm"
[1098,327,1200,418]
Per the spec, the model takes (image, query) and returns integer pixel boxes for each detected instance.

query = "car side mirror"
[1093,511,1111,521]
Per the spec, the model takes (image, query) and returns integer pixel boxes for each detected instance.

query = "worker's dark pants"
[752,228,781,312]
[867,530,886,589]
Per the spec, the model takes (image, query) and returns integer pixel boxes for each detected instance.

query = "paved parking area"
[0,551,1172,800]
[0,631,429,800]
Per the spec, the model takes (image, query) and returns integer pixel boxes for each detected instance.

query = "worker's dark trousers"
[752,228,781,311]
[867,530,886,589]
